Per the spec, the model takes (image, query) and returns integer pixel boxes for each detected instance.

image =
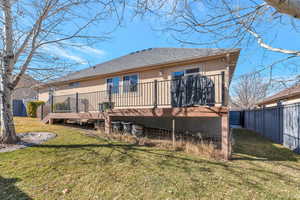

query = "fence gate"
[229,111,244,126]
[13,100,27,117]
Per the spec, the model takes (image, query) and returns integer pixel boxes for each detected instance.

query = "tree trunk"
[0,72,19,144]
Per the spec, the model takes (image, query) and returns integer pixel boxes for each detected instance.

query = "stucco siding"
[39,57,230,107]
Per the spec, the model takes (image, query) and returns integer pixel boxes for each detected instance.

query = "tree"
[0,0,124,144]
[230,73,269,109]
[140,0,300,74]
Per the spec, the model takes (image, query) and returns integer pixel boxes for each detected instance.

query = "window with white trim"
[107,77,120,93]
[172,67,200,79]
[123,74,138,92]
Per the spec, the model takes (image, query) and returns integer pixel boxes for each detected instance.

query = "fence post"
[50,95,54,113]
[76,92,79,113]
[153,80,158,108]
[221,71,225,106]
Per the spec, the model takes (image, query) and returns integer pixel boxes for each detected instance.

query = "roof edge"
[257,91,300,106]
[39,49,240,88]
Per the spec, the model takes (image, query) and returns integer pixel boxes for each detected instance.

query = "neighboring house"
[258,83,300,107]
[38,48,240,159]
[13,74,39,100]
[11,74,39,116]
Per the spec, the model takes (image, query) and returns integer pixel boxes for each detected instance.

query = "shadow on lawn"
[232,128,299,162]
[33,142,227,167]
[34,128,300,162]
[0,176,32,200]
[31,134,300,191]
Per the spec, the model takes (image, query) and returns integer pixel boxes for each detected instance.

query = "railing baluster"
[52,73,223,112]
[51,95,54,113]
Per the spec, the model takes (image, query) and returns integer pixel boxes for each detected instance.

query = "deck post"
[221,71,225,106]
[105,115,112,134]
[50,95,54,113]
[172,118,176,147]
[41,104,44,120]
[76,92,79,113]
[153,80,158,108]
[221,113,231,160]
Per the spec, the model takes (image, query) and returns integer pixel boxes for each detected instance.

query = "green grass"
[0,117,300,200]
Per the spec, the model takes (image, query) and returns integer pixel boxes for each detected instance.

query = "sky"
[41,1,300,88]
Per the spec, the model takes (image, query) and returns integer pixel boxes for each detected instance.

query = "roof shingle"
[50,47,240,84]
[258,83,300,105]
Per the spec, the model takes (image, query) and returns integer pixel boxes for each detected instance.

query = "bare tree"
[137,0,300,74]
[0,0,125,144]
[230,73,269,109]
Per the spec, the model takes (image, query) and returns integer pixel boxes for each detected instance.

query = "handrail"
[51,73,224,113]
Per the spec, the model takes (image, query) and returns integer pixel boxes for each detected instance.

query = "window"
[123,74,138,92]
[185,68,199,74]
[172,68,200,79]
[69,82,80,88]
[107,77,120,93]
[172,71,184,79]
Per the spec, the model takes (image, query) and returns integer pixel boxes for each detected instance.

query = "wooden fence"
[244,103,300,154]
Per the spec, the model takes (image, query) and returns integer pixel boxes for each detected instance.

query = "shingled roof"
[50,47,240,84]
[258,83,300,106]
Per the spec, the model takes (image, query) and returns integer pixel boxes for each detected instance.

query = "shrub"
[27,101,45,117]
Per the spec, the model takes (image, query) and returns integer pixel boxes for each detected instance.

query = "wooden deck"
[44,106,230,160]
[46,106,227,119]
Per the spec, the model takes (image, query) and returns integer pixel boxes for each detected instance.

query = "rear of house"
[38,48,240,159]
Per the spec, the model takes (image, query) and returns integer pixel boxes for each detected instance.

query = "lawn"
[0,117,300,200]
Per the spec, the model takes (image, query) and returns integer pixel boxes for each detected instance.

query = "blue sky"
[50,13,300,85]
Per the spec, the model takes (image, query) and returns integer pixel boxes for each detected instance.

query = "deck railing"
[51,73,225,113]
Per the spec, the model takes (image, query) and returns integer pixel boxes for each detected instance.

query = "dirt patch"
[0,132,56,153]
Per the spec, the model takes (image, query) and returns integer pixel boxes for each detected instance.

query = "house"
[38,48,240,159]
[258,83,300,107]
[11,74,39,116]
[13,74,39,100]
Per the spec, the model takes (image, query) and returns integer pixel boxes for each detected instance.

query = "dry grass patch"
[91,130,224,160]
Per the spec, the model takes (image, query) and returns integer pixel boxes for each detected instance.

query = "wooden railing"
[51,73,225,113]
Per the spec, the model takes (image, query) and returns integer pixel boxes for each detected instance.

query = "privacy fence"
[244,103,300,154]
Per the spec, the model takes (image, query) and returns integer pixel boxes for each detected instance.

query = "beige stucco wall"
[38,57,230,108]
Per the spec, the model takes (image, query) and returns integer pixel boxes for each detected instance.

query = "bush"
[27,101,45,117]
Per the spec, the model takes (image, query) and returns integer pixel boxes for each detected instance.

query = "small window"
[107,77,120,94]
[123,74,138,92]
[172,71,184,79]
[69,82,80,88]
[185,68,199,74]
